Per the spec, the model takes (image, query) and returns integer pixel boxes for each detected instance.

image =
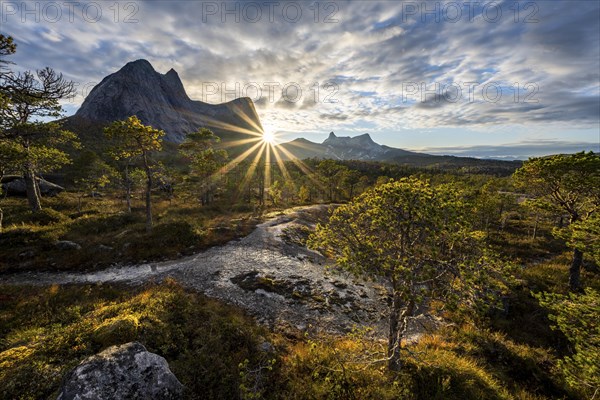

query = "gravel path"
[0,205,389,335]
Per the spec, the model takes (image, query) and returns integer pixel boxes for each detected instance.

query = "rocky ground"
[0,205,391,336]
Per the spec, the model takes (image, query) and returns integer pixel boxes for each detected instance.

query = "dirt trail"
[0,205,389,335]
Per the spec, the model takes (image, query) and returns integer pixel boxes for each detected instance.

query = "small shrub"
[230,203,254,213]
[148,221,201,248]
[91,315,139,348]
[68,212,143,236]
[24,208,69,226]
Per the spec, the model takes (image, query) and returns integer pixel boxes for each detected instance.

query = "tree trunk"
[34,176,42,202]
[569,248,583,291]
[143,154,153,233]
[24,167,42,212]
[0,171,3,232]
[125,164,132,213]
[387,292,415,371]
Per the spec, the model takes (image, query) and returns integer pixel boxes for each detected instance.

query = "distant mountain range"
[70,59,262,142]
[279,132,419,161]
[277,132,521,173]
[64,60,521,172]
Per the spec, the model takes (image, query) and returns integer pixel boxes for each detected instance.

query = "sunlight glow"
[262,131,276,144]
[198,103,316,205]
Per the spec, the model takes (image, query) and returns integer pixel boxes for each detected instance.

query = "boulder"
[57,342,184,400]
[1,176,64,197]
[55,241,82,251]
[97,244,114,252]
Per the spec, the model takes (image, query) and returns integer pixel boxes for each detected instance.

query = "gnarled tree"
[514,152,600,290]
[0,34,77,211]
[104,116,164,232]
[308,177,509,370]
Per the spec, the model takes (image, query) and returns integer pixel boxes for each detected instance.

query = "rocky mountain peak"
[162,67,189,101]
[120,59,155,74]
[280,132,418,161]
[73,60,262,142]
[323,132,376,148]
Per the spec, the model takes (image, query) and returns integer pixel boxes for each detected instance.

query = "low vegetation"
[1,253,597,400]
[0,193,258,272]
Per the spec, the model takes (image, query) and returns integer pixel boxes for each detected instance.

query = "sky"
[1,0,599,159]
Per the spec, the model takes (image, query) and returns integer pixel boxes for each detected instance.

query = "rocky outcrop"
[57,342,183,400]
[73,59,263,142]
[1,176,64,197]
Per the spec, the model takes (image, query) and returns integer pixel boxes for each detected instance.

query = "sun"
[262,131,276,144]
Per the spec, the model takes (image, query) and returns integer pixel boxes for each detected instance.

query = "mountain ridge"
[279,131,419,161]
[65,60,520,173]
[71,59,263,143]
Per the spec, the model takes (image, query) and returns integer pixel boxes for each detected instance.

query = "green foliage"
[557,214,600,266]
[144,221,201,247]
[298,185,310,204]
[341,168,362,199]
[269,180,283,206]
[309,177,510,312]
[0,34,16,59]
[67,212,142,236]
[0,121,79,178]
[104,116,164,160]
[536,288,600,398]
[316,159,347,202]
[309,177,512,369]
[68,150,118,192]
[0,139,22,176]
[104,116,165,231]
[514,152,600,289]
[24,208,69,226]
[178,127,228,205]
[179,128,226,172]
[514,152,600,222]
[0,36,78,211]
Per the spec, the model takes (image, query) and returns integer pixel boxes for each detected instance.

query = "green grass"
[0,281,270,400]
[0,257,589,400]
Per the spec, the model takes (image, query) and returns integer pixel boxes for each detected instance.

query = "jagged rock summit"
[74,59,262,142]
[279,132,418,161]
[323,132,381,152]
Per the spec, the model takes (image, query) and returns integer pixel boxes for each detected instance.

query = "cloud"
[2,0,598,152]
